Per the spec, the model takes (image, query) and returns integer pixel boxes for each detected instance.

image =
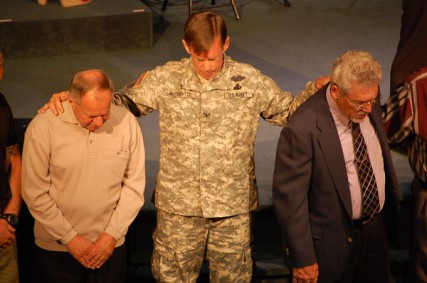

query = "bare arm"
[0,144,22,249]
[5,144,22,215]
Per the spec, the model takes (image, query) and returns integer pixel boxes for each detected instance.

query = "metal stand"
[161,0,240,20]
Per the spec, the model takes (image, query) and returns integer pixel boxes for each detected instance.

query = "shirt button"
[347,237,353,243]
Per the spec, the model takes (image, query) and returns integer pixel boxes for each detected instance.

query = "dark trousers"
[338,214,390,283]
[35,244,127,283]
[411,177,427,283]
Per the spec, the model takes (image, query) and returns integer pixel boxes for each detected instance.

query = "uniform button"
[347,237,353,243]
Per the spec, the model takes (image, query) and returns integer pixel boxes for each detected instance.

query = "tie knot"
[351,122,362,140]
[351,121,360,130]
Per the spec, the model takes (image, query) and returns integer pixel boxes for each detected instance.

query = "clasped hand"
[0,220,16,249]
[65,233,117,269]
[292,262,319,283]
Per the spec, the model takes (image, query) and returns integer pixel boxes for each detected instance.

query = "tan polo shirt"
[22,102,146,252]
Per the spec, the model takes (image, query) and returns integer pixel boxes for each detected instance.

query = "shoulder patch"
[231,75,245,82]
[133,71,149,88]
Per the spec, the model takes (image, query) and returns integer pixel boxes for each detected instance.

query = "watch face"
[2,214,19,227]
[8,215,18,225]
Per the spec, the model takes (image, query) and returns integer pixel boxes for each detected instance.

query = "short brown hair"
[184,11,227,54]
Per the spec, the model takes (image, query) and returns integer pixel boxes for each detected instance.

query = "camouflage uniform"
[114,55,316,282]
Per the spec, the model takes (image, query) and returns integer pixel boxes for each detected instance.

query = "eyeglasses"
[334,84,381,110]
[344,93,382,110]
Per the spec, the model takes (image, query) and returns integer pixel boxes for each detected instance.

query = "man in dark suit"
[273,50,400,283]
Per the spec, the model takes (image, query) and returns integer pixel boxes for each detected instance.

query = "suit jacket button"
[347,237,353,243]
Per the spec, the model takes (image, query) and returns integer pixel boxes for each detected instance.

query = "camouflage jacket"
[114,55,316,218]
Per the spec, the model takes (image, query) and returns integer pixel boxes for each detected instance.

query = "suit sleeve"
[272,124,317,268]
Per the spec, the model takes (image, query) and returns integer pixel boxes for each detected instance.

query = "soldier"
[42,11,327,283]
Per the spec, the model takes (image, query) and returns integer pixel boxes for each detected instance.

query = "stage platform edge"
[0,0,153,59]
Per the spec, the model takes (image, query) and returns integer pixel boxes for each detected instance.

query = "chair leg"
[230,0,240,20]
[161,0,168,12]
[188,0,192,16]
[188,0,240,20]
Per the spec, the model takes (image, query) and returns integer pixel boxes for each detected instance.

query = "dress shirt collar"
[326,84,351,128]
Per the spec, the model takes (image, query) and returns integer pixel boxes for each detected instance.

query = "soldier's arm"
[38,83,155,118]
[289,76,330,115]
[113,81,154,117]
[262,77,327,127]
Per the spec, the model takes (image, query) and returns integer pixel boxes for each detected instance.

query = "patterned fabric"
[352,122,380,221]
[151,210,252,283]
[383,67,427,182]
[113,55,317,218]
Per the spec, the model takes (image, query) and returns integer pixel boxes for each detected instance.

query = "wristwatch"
[1,213,19,228]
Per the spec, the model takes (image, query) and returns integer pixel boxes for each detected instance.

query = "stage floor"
[0,0,153,58]
[0,0,150,21]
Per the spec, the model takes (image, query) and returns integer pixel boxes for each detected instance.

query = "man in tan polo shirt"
[22,69,146,282]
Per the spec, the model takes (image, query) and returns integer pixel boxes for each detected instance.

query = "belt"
[353,214,377,229]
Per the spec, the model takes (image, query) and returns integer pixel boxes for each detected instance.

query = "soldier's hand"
[37,91,70,115]
[85,233,117,269]
[314,76,330,90]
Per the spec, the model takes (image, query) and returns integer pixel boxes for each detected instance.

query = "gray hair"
[69,69,114,104]
[330,50,382,94]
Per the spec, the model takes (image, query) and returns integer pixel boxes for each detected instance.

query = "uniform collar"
[181,55,236,91]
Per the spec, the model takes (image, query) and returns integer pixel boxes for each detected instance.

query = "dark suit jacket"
[272,86,400,282]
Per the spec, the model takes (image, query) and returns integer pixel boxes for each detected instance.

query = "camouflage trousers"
[151,209,252,283]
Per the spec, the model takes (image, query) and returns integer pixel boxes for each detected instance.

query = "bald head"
[69,69,114,103]
[69,69,113,132]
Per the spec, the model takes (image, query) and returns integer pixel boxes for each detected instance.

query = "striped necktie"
[351,122,380,221]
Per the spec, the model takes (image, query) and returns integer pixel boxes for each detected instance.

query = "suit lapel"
[368,104,389,156]
[315,90,353,218]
